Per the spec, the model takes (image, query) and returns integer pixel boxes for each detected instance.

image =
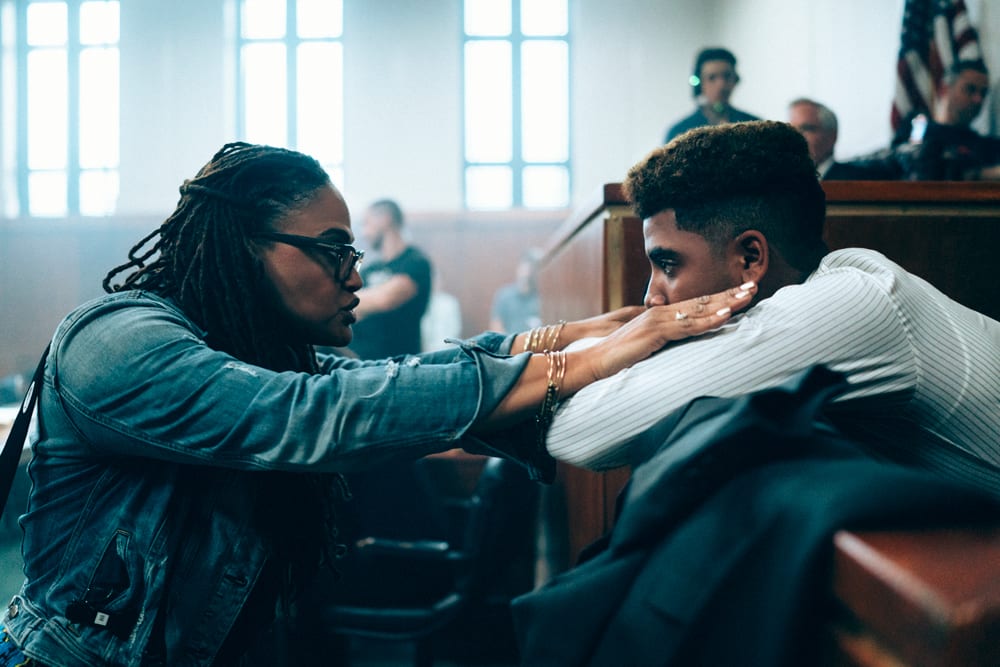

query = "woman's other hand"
[487,282,756,428]
[581,281,756,382]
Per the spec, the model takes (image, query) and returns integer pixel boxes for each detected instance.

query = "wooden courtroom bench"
[536,181,1000,665]
[831,527,1000,667]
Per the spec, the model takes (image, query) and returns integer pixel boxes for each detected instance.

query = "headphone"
[690,47,739,98]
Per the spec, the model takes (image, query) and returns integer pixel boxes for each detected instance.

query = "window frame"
[234,0,344,187]
[461,0,572,210]
[11,0,120,218]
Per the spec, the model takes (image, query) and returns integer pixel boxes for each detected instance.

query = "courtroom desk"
[823,181,1000,322]
[831,527,1000,667]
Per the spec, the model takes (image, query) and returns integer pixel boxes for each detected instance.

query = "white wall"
[341,0,463,212]
[7,0,999,217]
[715,0,905,157]
[571,0,711,203]
[117,0,234,215]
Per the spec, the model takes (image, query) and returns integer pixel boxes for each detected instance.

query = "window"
[6,0,120,217]
[463,0,570,209]
[237,0,344,188]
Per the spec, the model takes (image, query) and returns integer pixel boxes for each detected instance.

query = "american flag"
[892,0,982,131]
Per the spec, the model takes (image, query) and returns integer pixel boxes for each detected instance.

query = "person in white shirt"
[546,120,1000,495]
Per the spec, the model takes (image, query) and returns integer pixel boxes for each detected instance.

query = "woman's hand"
[579,282,757,383]
[485,282,756,429]
[563,305,647,340]
[512,306,647,354]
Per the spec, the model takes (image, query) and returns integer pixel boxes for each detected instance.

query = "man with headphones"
[664,47,760,143]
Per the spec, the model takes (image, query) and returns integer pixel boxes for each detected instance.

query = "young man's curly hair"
[624,120,827,271]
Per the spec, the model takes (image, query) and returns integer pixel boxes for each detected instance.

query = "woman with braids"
[1,142,754,666]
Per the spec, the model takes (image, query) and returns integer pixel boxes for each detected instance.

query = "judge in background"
[664,47,760,143]
[788,97,900,180]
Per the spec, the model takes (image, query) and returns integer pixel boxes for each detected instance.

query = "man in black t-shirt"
[348,199,433,359]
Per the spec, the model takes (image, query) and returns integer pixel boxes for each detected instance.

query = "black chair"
[303,456,538,667]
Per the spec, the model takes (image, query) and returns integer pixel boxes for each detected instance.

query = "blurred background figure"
[788,98,900,180]
[349,199,433,359]
[489,247,543,334]
[421,271,463,352]
[0,373,27,405]
[664,46,760,143]
[894,59,1000,180]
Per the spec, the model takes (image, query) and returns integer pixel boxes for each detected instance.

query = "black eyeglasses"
[255,231,364,283]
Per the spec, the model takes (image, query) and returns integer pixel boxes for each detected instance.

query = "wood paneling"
[0,210,564,377]
[823,181,1000,321]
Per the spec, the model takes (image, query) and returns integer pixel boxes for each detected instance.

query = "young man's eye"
[656,260,677,276]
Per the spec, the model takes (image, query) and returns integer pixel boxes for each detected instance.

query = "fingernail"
[740,281,755,290]
[733,290,748,299]
[716,307,731,316]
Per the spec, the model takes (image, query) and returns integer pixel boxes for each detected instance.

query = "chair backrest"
[448,456,538,600]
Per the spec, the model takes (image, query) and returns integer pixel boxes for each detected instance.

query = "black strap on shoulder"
[0,345,49,517]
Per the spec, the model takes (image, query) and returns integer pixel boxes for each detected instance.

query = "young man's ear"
[733,230,768,284]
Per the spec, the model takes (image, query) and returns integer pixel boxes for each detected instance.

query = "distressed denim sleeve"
[44,296,531,473]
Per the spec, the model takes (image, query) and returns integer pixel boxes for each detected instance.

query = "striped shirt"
[547,248,1000,494]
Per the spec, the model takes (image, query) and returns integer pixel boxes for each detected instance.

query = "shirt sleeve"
[545,263,918,469]
[50,299,528,473]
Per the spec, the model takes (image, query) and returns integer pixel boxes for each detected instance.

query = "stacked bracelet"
[536,349,567,453]
[525,320,567,353]
[524,326,543,354]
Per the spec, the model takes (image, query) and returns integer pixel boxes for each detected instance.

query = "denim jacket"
[3,290,530,666]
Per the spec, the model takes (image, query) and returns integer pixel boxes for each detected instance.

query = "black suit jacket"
[824,159,899,180]
[512,367,1000,667]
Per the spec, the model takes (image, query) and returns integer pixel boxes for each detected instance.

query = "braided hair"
[104,141,334,368]
[104,142,349,590]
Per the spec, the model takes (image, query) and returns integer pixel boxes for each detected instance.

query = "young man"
[664,47,759,143]
[546,120,1000,495]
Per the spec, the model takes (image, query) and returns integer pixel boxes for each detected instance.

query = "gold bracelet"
[549,348,567,389]
[525,320,567,353]
[524,325,544,353]
[544,320,567,352]
[536,350,567,452]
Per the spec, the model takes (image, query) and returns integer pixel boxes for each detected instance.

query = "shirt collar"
[816,156,835,178]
